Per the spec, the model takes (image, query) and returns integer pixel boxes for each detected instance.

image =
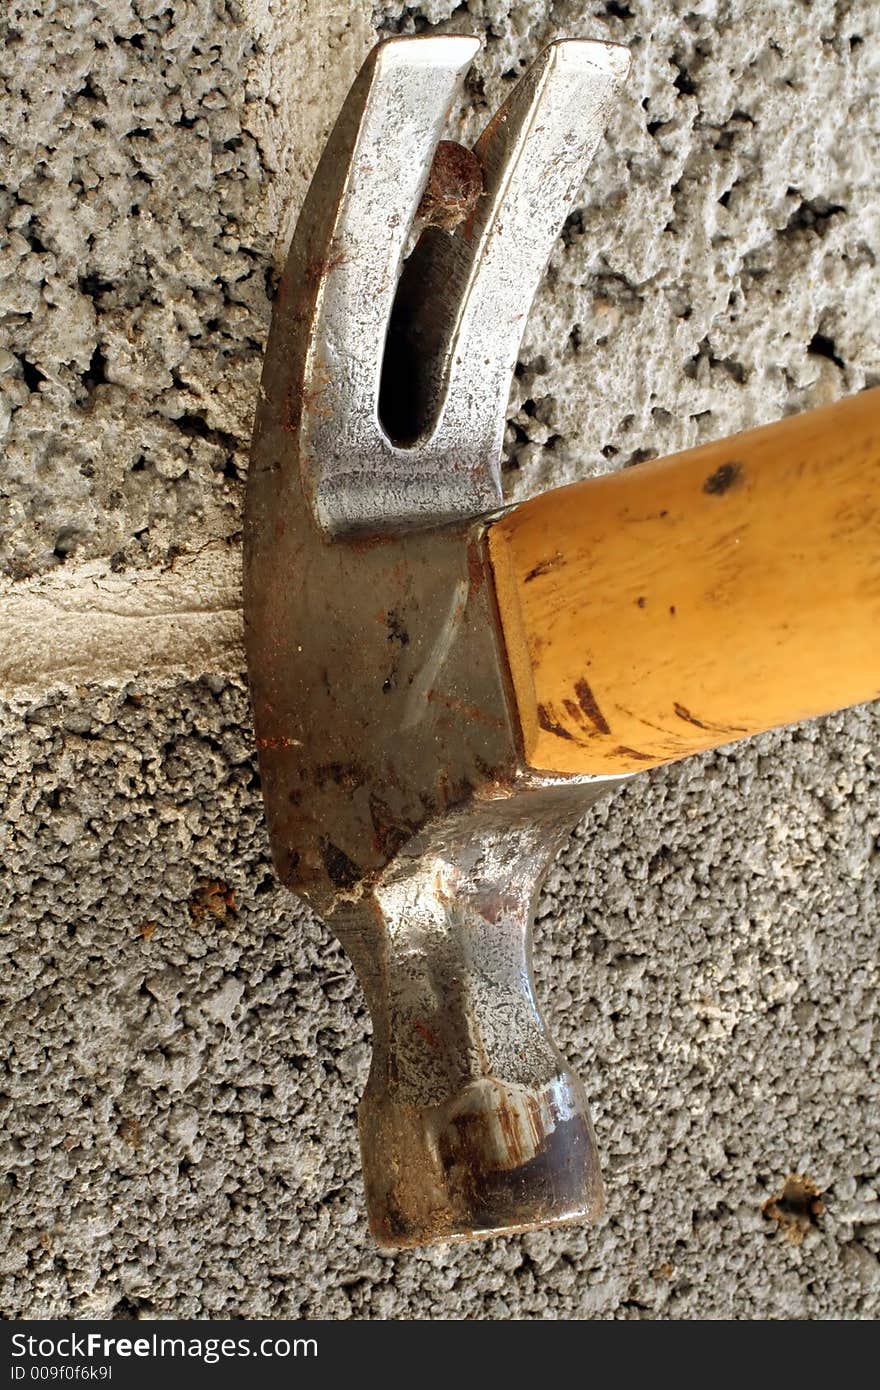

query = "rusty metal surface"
[244,35,630,1248]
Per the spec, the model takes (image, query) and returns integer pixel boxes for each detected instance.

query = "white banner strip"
[0,544,244,698]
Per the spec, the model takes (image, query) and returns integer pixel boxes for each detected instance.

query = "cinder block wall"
[2,1,878,1318]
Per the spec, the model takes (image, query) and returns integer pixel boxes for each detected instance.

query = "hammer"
[244,35,879,1249]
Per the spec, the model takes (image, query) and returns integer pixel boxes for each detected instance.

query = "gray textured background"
[2,0,879,1318]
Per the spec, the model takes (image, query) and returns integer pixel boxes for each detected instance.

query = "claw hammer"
[244,36,880,1248]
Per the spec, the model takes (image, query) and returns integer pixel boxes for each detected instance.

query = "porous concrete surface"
[2,0,879,1321]
[3,0,878,579]
[2,685,879,1318]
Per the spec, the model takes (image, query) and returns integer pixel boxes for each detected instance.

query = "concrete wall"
[2,0,878,1318]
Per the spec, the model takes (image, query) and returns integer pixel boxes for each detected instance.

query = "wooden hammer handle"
[488,389,880,776]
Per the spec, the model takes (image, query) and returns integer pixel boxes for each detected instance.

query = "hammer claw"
[287,35,629,536]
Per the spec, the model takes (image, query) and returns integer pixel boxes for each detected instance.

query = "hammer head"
[245,35,629,1247]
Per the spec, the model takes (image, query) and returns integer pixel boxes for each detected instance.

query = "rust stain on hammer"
[703,460,743,496]
[523,552,564,584]
[417,140,484,233]
[673,702,747,735]
[574,679,611,735]
[537,704,577,742]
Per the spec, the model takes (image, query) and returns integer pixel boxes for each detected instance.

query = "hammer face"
[244,35,629,1247]
[353,786,609,1247]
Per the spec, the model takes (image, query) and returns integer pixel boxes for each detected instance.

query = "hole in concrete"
[521,355,547,376]
[785,197,846,237]
[508,419,528,446]
[82,345,108,390]
[188,879,236,923]
[562,208,585,246]
[717,357,747,383]
[672,60,697,96]
[78,274,114,302]
[112,1296,151,1320]
[19,355,46,391]
[175,412,212,437]
[808,332,845,370]
[173,413,240,458]
[762,1174,824,1244]
[465,68,487,105]
[254,871,275,896]
[53,529,79,562]
[76,76,103,101]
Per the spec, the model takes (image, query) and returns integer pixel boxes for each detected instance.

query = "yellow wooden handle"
[488,389,880,776]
